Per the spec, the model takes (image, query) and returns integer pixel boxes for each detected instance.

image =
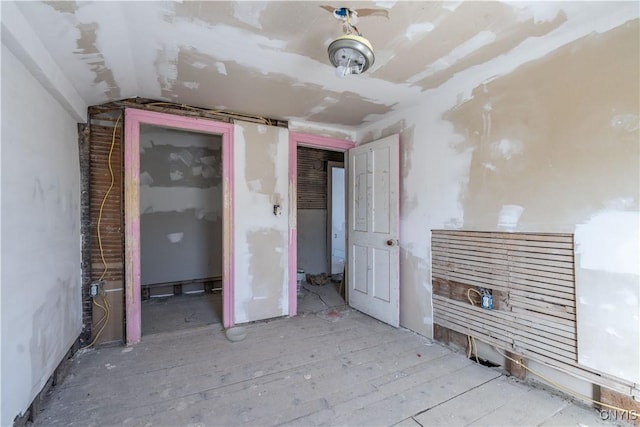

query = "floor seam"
[410,372,504,420]
[536,400,570,426]
[411,416,425,427]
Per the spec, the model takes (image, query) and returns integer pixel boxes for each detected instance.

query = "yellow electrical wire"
[89,113,121,347]
[466,288,481,363]
[482,336,628,413]
[465,287,628,413]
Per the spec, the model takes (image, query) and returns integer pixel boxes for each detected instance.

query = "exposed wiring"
[89,114,121,347]
[142,101,273,126]
[465,287,628,413]
[88,290,110,348]
[485,338,628,413]
[466,288,481,364]
[340,8,361,36]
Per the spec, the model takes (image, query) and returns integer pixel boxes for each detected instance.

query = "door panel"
[372,248,391,302]
[372,145,391,234]
[353,244,368,294]
[353,151,368,232]
[348,134,399,327]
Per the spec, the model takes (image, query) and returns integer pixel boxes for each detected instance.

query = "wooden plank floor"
[35,309,613,426]
[142,292,223,335]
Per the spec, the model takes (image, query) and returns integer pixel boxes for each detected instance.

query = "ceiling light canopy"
[326,7,375,78]
[328,34,375,77]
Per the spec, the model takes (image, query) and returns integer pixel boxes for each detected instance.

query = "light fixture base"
[328,34,375,75]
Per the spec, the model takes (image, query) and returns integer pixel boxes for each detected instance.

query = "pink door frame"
[124,108,235,344]
[288,132,355,316]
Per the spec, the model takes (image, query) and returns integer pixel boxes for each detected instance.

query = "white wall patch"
[610,113,639,132]
[405,22,435,41]
[232,2,267,30]
[497,205,524,230]
[215,61,228,75]
[166,232,184,243]
[575,210,640,275]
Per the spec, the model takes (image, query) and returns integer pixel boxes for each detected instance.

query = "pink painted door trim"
[124,108,235,344]
[287,132,355,316]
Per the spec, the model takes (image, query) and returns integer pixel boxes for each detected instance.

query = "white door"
[348,134,399,327]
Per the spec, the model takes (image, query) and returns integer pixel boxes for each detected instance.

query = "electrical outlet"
[90,281,105,298]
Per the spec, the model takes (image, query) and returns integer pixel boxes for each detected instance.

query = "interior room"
[139,125,223,335]
[296,146,347,313]
[1,1,638,426]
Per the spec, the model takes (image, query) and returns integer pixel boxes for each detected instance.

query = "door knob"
[386,239,396,247]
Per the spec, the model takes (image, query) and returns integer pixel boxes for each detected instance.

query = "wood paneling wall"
[88,116,125,343]
[297,146,343,209]
[432,229,636,397]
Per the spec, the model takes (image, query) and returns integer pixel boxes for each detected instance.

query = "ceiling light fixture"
[327,8,375,78]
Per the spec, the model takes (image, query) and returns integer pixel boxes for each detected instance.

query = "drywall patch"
[140,171,154,186]
[576,268,640,383]
[497,205,524,230]
[182,81,200,90]
[215,61,228,75]
[140,186,222,216]
[375,1,397,8]
[408,31,497,84]
[166,232,184,243]
[400,247,433,337]
[246,228,286,309]
[492,138,524,160]
[243,124,277,196]
[610,113,639,132]
[232,1,267,29]
[169,170,184,181]
[405,22,435,41]
[442,1,463,12]
[575,210,640,276]
[509,1,565,24]
[308,91,393,127]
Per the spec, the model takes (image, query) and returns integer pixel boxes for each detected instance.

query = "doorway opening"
[139,125,223,335]
[296,147,345,314]
[124,108,234,345]
[288,132,355,317]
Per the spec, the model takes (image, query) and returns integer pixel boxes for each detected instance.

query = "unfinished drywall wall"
[139,126,222,285]
[1,43,82,425]
[357,18,639,387]
[297,210,327,275]
[233,122,289,323]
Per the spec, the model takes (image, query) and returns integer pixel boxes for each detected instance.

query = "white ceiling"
[5,1,637,128]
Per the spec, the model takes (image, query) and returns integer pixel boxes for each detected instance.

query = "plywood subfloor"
[142,292,222,336]
[36,310,612,426]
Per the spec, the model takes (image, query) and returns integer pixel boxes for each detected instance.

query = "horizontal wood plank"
[432,230,578,382]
